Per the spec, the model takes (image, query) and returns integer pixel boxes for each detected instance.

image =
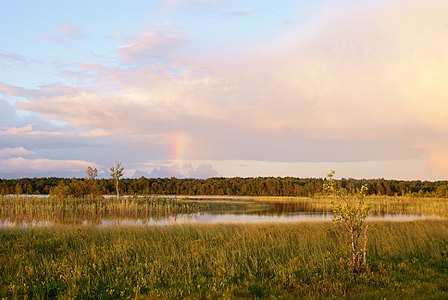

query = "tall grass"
[1,221,447,299]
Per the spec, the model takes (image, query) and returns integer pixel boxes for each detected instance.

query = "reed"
[0,196,267,226]
[255,195,448,217]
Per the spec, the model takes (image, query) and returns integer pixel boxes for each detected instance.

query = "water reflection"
[0,211,441,228]
[0,196,444,227]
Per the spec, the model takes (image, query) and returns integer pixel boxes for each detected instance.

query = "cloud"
[147,164,186,178]
[133,162,219,179]
[0,52,41,67]
[5,0,448,178]
[1,124,109,138]
[118,30,187,63]
[41,24,84,43]
[0,82,81,102]
[0,98,18,126]
[0,82,27,97]
[188,164,219,178]
[0,52,28,64]
[0,147,98,178]
[0,147,36,159]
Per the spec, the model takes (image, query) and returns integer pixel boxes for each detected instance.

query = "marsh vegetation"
[0,194,447,298]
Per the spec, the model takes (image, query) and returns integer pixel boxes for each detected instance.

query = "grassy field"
[1,221,447,299]
[0,196,447,298]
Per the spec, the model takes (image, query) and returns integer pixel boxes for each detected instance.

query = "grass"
[1,221,447,299]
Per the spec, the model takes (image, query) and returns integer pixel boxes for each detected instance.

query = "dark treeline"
[1,177,448,197]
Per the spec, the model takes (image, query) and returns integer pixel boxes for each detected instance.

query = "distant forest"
[1,177,448,197]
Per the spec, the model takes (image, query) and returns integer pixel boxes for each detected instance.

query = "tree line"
[1,175,447,197]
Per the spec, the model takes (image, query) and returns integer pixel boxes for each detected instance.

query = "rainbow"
[170,132,188,162]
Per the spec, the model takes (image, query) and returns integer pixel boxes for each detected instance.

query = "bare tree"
[110,162,124,201]
[86,166,98,180]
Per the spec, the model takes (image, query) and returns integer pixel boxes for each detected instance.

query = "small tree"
[68,178,89,198]
[324,170,369,273]
[86,166,101,198]
[86,166,98,180]
[110,162,124,201]
[49,181,71,199]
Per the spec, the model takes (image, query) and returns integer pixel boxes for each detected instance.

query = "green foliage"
[49,181,71,199]
[49,179,89,199]
[1,176,448,197]
[0,183,8,195]
[324,170,370,273]
[436,184,448,198]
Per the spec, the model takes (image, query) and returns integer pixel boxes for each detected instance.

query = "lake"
[0,199,442,227]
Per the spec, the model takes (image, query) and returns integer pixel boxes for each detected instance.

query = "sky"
[1,0,447,180]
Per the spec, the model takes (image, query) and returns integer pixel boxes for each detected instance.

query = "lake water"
[0,196,444,227]
[0,211,441,228]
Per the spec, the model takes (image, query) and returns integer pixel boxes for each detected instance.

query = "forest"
[1,176,448,197]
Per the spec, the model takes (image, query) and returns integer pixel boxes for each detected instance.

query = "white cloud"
[189,163,219,178]
[3,0,448,178]
[0,147,36,159]
[132,162,219,179]
[147,164,186,178]
[0,147,98,178]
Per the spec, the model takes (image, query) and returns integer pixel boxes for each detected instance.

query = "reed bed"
[0,196,267,226]
[1,221,447,299]
[255,195,448,217]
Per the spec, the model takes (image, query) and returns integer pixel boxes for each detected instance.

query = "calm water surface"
[0,209,442,228]
[1,197,444,227]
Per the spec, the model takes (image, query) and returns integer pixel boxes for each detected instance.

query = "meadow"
[0,196,447,299]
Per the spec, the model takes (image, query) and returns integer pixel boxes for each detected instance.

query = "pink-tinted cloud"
[7,0,448,178]
[118,30,187,63]
[0,82,80,99]
[1,124,109,138]
[0,82,28,96]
